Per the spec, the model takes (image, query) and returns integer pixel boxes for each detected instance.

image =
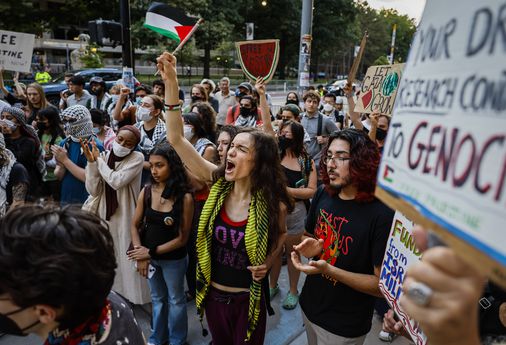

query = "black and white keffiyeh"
[0,133,16,217]
[61,105,93,139]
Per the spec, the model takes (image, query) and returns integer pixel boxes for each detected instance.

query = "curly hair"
[150,143,191,231]
[191,101,217,142]
[319,129,380,202]
[213,128,294,253]
[0,205,116,329]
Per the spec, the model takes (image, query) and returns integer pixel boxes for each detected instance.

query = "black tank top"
[211,208,252,288]
[283,165,304,188]
[142,206,186,260]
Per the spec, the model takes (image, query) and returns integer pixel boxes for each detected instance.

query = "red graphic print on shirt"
[314,209,354,265]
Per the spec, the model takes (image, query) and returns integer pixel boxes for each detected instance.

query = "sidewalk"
[1,264,412,345]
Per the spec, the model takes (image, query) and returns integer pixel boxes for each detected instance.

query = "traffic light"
[88,20,122,47]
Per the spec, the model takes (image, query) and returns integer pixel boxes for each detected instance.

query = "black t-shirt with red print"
[299,186,394,338]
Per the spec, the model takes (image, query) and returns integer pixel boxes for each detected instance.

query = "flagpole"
[154,18,204,76]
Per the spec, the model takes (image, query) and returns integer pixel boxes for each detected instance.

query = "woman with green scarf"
[157,52,292,344]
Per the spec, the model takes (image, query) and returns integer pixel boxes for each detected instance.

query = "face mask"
[191,95,202,103]
[36,122,47,131]
[183,125,194,141]
[112,140,132,157]
[240,106,252,117]
[135,96,143,105]
[70,136,82,143]
[0,306,40,337]
[278,136,293,151]
[376,128,387,141]
[111,95,119,102]
[136,107,152,122]
[92,127,101,135]
[2,119,17,132]
[286,99,298,105]
[323,103,334,112]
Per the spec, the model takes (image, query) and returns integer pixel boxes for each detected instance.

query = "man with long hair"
[292,129,394,345]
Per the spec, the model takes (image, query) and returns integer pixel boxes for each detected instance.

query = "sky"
[364,0,427,23]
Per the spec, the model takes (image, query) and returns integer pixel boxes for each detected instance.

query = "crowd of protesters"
[0,53,504,345]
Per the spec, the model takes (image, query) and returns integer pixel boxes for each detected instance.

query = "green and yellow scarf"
[195,177,269,341]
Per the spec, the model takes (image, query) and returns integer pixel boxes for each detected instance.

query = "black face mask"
[286,99,298,105]
[278,136,293,151]
[240,106,252,117]
[376,128,387,141]
[0,306,40,337]
[191,95,202,103]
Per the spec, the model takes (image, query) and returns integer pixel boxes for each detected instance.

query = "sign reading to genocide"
[355,63,404,115]
[235,39,279,83]
[376,0,506,287]
[379,212,426,345]
[0,30,35,73]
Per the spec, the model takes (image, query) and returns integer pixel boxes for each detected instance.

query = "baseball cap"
[238,82,253,93]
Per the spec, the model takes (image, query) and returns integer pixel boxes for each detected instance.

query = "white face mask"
[112,140,132,157]
[323,103,334,112]
[136,106,152,122]
[183,125,194,141]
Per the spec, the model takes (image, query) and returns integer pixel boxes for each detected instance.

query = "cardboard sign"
[376,0,506,288]
[0,30,35,73]
[235,39,279,83]
[379,211,427,345]
[355,63,404,115]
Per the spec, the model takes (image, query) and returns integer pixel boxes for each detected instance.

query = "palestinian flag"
[144,2,198,43]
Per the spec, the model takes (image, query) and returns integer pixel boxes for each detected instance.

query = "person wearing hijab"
[0,132,29,216]
[51,105,104,205]
[0,105,44,200]
[81,125,150,305]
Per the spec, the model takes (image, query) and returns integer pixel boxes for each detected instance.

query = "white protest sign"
[377,0,506,286]
[355,63,405,115]
[122,67,135,91]
[0,30,35,73]
[379,211,426,345]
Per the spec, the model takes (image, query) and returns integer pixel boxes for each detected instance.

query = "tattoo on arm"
[12,183,28,202]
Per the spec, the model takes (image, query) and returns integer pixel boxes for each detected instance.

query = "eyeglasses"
[324,155,350,165]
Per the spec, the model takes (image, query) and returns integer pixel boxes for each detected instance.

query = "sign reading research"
[377,0,506,287]
[0,30,35,73]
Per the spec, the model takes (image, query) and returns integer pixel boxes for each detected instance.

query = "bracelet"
[148,247,157,258]
[164,103,181,111]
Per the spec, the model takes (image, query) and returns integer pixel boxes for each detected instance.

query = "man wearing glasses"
[292,129,394,345]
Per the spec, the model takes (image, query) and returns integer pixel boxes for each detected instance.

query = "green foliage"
[80,44,104,68]
[373,55,390,66]
[0,0,417,80]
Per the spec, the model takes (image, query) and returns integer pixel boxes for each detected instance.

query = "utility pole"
[297,0,314,95]
[389,24,397,64]
[120,0,134,73]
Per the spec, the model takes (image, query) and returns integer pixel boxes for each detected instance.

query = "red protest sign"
[235,39,280,83]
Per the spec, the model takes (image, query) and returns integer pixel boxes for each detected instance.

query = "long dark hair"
[279,120,307,159]
[149,143,191,231]
[320,129,380,202]
[37,107,66,144]
[191,101,217,142]
[213,128,293,253]
[183,112,207,139]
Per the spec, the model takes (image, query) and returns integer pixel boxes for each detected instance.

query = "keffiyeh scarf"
[62,105,94,140]
[195,178,269,341]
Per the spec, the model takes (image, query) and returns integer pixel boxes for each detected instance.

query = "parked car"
[325,79,359,96]
[42,68,123,106]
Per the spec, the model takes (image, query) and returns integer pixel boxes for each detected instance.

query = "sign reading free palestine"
[0,30,35,73]
[376,0,506,286]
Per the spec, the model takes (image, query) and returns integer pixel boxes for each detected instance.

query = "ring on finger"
[406,281,433,307]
